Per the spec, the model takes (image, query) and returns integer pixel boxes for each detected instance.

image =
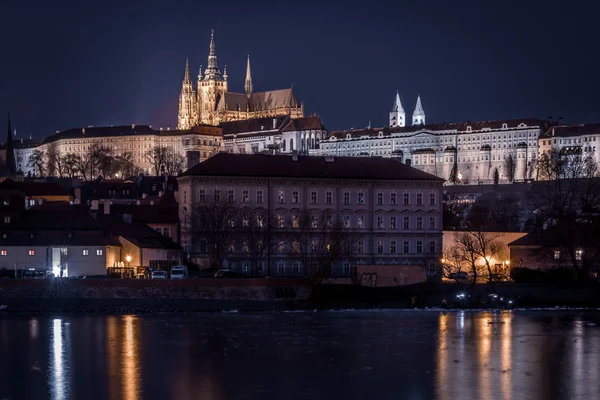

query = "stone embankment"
[0,278,312,312]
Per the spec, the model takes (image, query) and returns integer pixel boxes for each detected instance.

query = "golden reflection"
[106,316,120,400]
[500,312,512,400]
[437,313,448,400]
[122,315,140,400]
[477,312,492,400]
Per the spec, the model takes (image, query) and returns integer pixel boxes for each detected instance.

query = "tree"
[454,231,504,285]
[235,208,272,276]
[61,153,81,178]
[114,151,137,178]
[183,194,239,270]
[467,194,521,232]
[442,193,468,230]
[504,154,516,183]
[89,144,113,178]
[27,149,46,177]
[46,148,64,178]
[145,146,185,176]
[493,167,500,186]
[282,209,352,283]
[449,156,459,184]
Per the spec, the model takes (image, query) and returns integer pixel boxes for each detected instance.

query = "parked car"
[170,265,188,279]
[151,270,168,279]
[214,269,246,279]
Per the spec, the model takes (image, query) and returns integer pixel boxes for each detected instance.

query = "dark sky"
[1,0,599,138]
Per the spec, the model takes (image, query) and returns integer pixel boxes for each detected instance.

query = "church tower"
[177,58,198,130]
[412,95,426,126]
[389,90,405,128]
[197,30,228,126]
[245,55,253,98]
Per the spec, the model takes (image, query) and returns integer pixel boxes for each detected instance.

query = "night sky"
[1,0,599,138]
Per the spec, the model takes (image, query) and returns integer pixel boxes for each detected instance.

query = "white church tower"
[412,95,426,126]
[389,90,406,128]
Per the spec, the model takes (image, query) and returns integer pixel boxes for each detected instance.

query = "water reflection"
[49,319,71,400]
[122,315,140,400]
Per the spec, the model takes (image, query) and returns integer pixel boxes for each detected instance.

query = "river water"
[0,310,599,400]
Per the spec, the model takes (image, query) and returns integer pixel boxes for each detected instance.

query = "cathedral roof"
[180,152,443,182]
[217,88,300,113]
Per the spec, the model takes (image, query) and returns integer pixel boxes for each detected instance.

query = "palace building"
[177,30,304,129]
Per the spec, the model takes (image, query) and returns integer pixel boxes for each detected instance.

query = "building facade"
[177,30,304,129]
[538,123,600,170]
[313,118,552,184]
[177,153,443,278]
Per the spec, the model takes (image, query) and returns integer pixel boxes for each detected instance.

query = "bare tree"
[61,153,80,178]
[46,147,64,177]
[454,231,503,285]
[235,208,273,276]
[27,149,46,177]
[114,151,137,178]
[504,154,516,183]
[183,193,239,270]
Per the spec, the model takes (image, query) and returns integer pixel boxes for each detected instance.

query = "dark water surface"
[1,310,599,400]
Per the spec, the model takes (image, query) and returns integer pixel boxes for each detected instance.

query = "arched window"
[282,140,286,152]
[290,138,294,151]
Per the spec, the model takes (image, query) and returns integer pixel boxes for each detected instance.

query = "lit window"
[390,216,397,229]
[0,250,6,256]
[97,249,103,256]
[292,215,299,228]
[576,249,583,261]
[390,241,397,254]
[256,190,263,203]
[242,190,249,203]
[277,190,285,204]
[357,216,364,229]
[343,216,350,229]
[554,250,560,260]
[292,191,299,204]
[28,250,35,256]
[358,192,365,204]
[377,193,383,205]
[311,191,317,204]
[83,249,89,256]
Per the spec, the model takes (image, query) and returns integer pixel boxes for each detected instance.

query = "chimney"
[142,193,148,199]
[123,214,132,224]
[273,118,277,129]
[91,200,99,210]
[103,201,110,215]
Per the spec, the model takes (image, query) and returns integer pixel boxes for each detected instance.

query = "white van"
[170,265,188,279]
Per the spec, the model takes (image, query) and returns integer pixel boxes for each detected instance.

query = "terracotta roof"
[0,179,70,197]
[540,123,600,139]
[281,116,327,132]
[181,152,443,181]
[220,115,291,135]
[330,118,553,140]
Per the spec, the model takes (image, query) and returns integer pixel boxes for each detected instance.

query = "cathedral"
[178,31,304,129]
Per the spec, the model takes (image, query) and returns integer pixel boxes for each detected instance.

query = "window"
[3,216,9,223]
[343,192,350,205]
[377,216,384,229]
[358,241,364,254]
[377,241,383,254]
[277,261,285,273]
[390,216,397,229]
[429,193,436,206]
[326,192,332,204]
[576,249,583,261]
[225,189,234,203]
[357,216,365,229]
[242,215,249,227]
[343,216,350,228]
[403,193,410,205]
[277,190,285,204]
[343,262,351,276]
[403,216,410,230]
[97,249,103,256]
[311,215,318,229]
[358,192,365,204]
[198,189,206,202]
[416,193,423,205]
[416,217,423,230]
[390,240,397,254]
[292,215,299,228]
[429,241,435,254]
[311,191,317,204]
[292,262,300,274]
[278,241,285,253]
[377,193,383,205]
[277,215,284,228]
[256,215,264,228]
[429,216,435,229]
[403,241,409,253]
[199,240,207,253]
[242,190,249,203]
[390,193,397,205]
[292,191,299,204]
[416,241,423,253]
[554,250,561,260]
[83,249,89,256]
[0,250,6,256]
[256,190,263,203]
[28,250,35,256]
[213,189,221,202]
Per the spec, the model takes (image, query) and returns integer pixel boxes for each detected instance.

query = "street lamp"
[126,255,132,267]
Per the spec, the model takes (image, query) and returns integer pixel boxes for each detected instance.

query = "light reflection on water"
[0,311,598,399]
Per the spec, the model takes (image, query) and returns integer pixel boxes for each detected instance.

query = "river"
[0,310,599,399]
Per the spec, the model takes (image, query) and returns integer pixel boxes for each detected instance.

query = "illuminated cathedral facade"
[178,31,304,129]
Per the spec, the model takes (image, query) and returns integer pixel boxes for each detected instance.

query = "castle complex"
[177,31,304,129]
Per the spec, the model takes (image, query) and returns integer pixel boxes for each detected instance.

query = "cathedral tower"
[389,90,405,128]
[412,95,426,126]
[197,30,228,126]
[177,58,198,129]
[245,55,253,98]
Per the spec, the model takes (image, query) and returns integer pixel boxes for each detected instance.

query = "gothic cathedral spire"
[389,90,405,128]
[203,29,223,81]
[197,30,228,126]
[245,54,253,98]
[177,58,199,129]
[412,95,426,126]
[5,113,16,175]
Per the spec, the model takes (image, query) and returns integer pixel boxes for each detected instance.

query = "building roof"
[180,152,444,181]
[95,214,181,250]
[281,116,327,132]
[38,125,157,145]
[220,115,291,135]
[0,229,121,247]
[158,125,223,137]
[329,118,552,140]
[106,192,179,224]
[0,178,71,197]
[540,123,600,139]
[218,89,300,114]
